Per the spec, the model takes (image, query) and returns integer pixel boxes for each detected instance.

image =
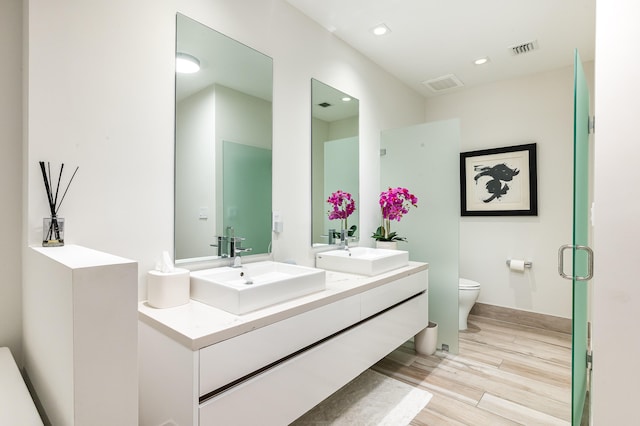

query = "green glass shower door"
[570,49,592,426]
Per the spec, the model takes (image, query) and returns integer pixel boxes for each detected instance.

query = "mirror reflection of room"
[174,14,273,263]
[311,79,359,247]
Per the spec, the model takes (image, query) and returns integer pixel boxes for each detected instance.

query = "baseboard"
[470,302,571,334]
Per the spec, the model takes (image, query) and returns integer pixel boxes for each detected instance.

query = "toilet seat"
[459,278,480,289]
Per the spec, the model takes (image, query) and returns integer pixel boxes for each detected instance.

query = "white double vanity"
[138,252,429,426]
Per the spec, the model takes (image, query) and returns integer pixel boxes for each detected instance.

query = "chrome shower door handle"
[558,244,594,281]
[558,245,572,280]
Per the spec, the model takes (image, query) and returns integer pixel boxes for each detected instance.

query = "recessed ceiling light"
[474,57,490,65]
[176,52,200,74]
[342,96,352,102]
[372,24,390,36]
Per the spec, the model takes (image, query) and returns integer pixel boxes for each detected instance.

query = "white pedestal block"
[24,245,138,425]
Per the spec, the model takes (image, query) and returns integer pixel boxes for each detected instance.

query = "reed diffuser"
[39,161,78,247]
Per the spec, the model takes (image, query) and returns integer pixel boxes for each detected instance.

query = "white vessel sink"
[315,247,409,276]
[190,261,326,314]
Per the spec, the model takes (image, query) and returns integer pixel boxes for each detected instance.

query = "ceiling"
[286,0,596,98]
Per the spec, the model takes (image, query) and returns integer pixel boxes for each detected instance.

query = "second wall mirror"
[311,79,359,247]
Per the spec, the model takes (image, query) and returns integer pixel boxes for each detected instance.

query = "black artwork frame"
[460,143,538,216]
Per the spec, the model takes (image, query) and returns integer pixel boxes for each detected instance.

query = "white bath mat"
[291,369,432,425]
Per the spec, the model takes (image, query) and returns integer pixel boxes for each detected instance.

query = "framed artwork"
[460,143,538,216]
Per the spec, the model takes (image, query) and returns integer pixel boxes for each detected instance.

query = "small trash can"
[414,321,438,355]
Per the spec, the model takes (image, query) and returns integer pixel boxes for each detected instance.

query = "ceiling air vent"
[422,74,464,93]
[510,40,539,56]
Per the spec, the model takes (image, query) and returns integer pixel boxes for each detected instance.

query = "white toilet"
[459,278,481,330]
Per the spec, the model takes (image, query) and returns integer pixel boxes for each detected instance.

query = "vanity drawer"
[360,270,428,319]
[198,292,429,426]
[199,295,360,396]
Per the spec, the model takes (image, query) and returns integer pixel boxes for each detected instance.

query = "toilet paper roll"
[509,259,526,272]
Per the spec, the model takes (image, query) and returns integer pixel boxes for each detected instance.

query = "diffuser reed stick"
[39,161,79,245]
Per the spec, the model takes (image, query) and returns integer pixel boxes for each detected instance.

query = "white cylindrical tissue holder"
[147,268,190,308]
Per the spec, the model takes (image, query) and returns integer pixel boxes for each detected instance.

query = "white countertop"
[138,261,428,350]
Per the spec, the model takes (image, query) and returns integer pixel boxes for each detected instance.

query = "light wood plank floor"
[371,314,572,425]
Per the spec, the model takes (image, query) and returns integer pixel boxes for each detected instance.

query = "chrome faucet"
[339,229,350,252]
[230,237,252,267]
[210,235,229,258]
[328,228,336,245]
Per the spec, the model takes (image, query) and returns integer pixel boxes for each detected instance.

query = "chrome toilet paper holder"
[506,259,532,268]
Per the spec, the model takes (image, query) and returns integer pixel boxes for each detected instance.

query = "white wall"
[25,0,425,300]
[215,84,272,150]
[175,86,216,259]
[0,0,23,363]
[592,0,640,422]
[425,63,594,318]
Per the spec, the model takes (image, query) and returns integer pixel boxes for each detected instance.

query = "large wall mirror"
[311,79,359,247]
[174,13,273,263]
